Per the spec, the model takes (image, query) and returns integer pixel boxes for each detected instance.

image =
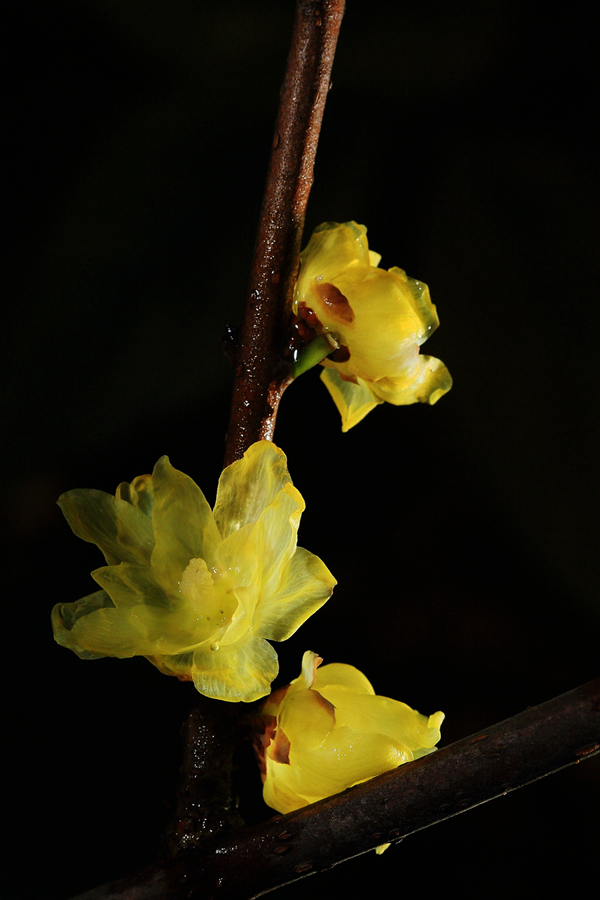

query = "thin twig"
[224,0,346,467]
[69,677,600,900]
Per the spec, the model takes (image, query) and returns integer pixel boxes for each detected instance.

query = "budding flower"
[255,651,444,813]
[294,221,452,430]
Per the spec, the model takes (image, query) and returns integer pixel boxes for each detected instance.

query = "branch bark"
[69,677,600,900]
[224,0,346,467]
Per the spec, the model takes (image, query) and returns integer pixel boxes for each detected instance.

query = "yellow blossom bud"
[294,221,452,431]
[255,651,444,814]
[52,443,336,702]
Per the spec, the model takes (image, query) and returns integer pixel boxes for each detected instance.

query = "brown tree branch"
[69,677,600,900]
[161,0,346,858]
[164,695,247,857]
[224,0,346,467]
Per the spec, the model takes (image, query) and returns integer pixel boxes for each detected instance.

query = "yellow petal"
[372,355,453,407]
[52,590,115,659]
[254,547,336,641]
[213,442,293,539]
[314,662,375,695]
[259,653,444,814]
[294,222,371,308]
[115,473,154,518]
[320,368,382,431]
[54,445,334,702]
[255,482,305,599]
[191,634,279,702]
[295,222,452,428]
[278,688,335,753]
[58,489,154,566]
[92,563,170,610]
[151,456,220,587]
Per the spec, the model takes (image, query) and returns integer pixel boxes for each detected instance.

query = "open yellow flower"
[294,221,452,431]
[255,651,444,814]
[52,443,336,702]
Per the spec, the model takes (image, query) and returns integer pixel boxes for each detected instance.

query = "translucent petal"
[254,547,336,641]
[372,355,453,406]
[312,726,412,785]
[56,603,160,658]
[314,662,375,696]
[255,483,304,600]
[52,590,116,659]
[179,556,231,639]
[146,648,194,679]
[320,369,381,432]
[213,442,293,539]
[58,489,154,566]
[150,456,220,587]
[191,635,278,702]
[294,222,370,310]
[264,748,342,809]
[92,563,171,610]
[210,518,264,645]
[388,268,439,337]
[116,473,154,518]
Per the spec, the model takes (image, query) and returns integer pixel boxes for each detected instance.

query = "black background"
[5,2,599,898]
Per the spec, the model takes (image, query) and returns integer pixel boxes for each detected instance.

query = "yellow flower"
[294,221,452,431]
[255,651,444,814]
[52,443,336,702]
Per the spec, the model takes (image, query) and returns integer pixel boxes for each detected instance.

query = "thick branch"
[164,695,246,856]
[69,677,600,900]
[224,0,345,466]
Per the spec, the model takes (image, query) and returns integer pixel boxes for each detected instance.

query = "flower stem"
[293,332,339,377]
[224,0,346,467]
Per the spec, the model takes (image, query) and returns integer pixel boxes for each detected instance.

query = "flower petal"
[278,687,336,752]
[319,688,443,752]
[58,489,154,566]
[320,369,382,432]
[213,442,293,539]
[191,635,279,702]
[372,354,453,406]
[314,662,375,696]
[255,483,305,598]
[92,563,171,610]
[52,590,116,659]
[151,456,220,587]
[254,547,336,641]
[294,222,371,301]
[116,473,154,518]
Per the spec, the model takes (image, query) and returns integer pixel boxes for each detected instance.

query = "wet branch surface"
[224,0,346,466]
[71,677,600,899]
[160,0,346,869]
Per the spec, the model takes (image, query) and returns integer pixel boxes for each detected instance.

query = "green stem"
[293,332,339,377]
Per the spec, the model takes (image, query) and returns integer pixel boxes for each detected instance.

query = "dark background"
[5,1,599,898]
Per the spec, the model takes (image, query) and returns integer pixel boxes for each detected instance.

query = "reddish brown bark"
[224,0,346,466]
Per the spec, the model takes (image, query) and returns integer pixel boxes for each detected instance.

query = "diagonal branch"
[69,677,600,900]
[224,0,346,467]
